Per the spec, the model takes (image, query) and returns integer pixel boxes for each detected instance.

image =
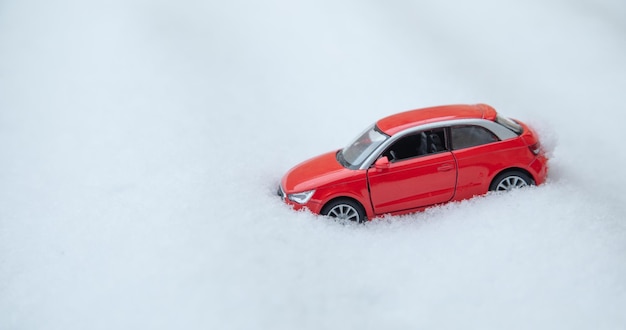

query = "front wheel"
[489,171,534,192]
[321,199,367,223]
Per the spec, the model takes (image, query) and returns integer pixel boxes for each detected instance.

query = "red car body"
[279,104,548,221]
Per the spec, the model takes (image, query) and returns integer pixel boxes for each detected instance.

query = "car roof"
[376,104,498,136]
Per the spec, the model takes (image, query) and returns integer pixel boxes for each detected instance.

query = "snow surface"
[1,0,625,329]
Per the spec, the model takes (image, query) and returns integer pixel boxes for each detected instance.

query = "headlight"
[287,190,315,204]
[277,185,285,199]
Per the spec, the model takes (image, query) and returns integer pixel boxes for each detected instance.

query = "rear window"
[495,114,523,135]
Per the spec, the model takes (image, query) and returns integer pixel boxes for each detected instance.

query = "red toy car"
[278,104,548,222]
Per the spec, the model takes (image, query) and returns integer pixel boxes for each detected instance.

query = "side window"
[451,125,499,150]
[382,134,420,162]
[381,129,447,162]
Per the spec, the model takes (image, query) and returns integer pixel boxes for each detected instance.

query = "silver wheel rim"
[327,204,360,222]
[496,175,529,191]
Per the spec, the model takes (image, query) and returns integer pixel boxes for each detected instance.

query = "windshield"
[338,125,389,169]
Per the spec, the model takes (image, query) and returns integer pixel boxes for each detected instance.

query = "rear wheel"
[321,199,366,223]
[490,171,534,192]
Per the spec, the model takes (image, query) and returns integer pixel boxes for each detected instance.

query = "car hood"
[282,150,357,193]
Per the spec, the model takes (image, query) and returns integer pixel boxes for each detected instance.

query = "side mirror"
[375,156,390,171]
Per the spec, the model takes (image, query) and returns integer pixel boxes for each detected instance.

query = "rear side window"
[451,125,499,150]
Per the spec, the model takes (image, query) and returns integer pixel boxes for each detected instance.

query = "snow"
[1,0,625,329]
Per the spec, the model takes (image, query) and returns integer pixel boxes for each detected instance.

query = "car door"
[367,129,457,215]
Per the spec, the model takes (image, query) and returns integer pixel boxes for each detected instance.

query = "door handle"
[437,163,454,172]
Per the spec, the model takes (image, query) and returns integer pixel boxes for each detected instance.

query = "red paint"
[376,104,496,136]
[368,152,457,214]
[280,104,548,220]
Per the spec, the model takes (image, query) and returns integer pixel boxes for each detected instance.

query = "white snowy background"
[1,0,625,329]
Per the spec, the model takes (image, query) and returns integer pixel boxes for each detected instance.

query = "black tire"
[489,170,535,192]
[321,199,367,223]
